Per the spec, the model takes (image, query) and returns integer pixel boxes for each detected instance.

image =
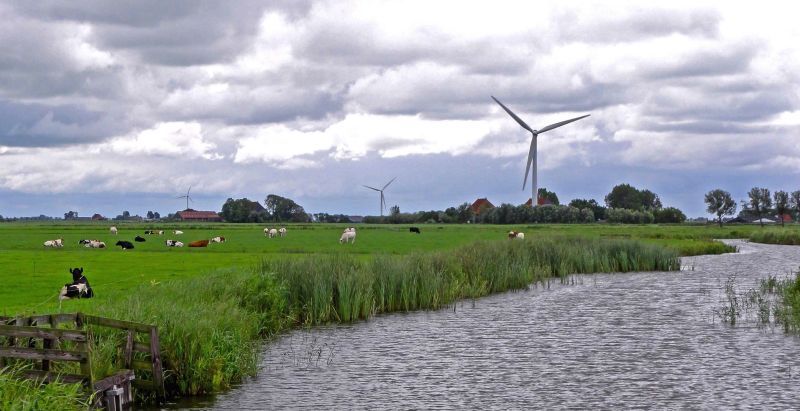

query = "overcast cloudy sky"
[1,1,798,218]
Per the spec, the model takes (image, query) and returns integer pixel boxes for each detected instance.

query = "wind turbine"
[363,177,397,217]
[176,186,194,210]
[491,96,590,205]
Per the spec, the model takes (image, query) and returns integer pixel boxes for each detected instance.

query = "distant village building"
[91,214,107,221]
[178,209,222,222]
[524,197,553,206]
[470,198,495,214]
[777,214,792,224]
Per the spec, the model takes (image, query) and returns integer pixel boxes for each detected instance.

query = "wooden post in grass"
[150,325,166,401]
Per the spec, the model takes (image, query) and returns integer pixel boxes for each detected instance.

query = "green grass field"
[0,221,778,315]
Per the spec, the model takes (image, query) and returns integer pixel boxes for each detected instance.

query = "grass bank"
[0,365,89,411]
[69,237,678,402]
[748,229,800,246]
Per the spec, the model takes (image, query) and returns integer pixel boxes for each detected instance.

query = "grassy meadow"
[0,221,772,314]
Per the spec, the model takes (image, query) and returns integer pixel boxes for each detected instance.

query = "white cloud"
[104,122,223,160]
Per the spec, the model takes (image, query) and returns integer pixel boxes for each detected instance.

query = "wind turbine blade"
[381,193,386,213]
[491,96,533,133]
[363,185,381,191]
[522,134,535,190]
[537,114,590,134]
[382,177,397,190]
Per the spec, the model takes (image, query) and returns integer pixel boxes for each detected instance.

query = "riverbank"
[3,236,679,407]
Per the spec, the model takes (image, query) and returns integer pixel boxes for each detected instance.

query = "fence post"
[149,326,165,401]
[124,330,134,369]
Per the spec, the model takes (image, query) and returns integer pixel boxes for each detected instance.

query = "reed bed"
[0,364,88,411]
[749,230,800,246]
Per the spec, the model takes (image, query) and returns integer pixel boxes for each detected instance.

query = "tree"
[64,211,78,220]
[568,198,606,220]
[221,198,267,223]
[153,211,161,219]
[640,190,662,210]
[653,207,686,224]
[704,189,737,228]
[605,184,643,210]
[537,188,559,205]
[774,190,789,227]
[264,194,310,223]
[122,211,130,219]
[146,211,155,219]
[389,205,400,216]
[747,187,772,227]
[790,191,800,221]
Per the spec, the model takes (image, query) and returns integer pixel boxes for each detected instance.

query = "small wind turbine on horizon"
[176,186,194,210]
[491,96,590,205]
[363,177,397,217]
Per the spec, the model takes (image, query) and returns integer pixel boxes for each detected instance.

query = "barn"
[178,210,222,222]
[470,198,495,214]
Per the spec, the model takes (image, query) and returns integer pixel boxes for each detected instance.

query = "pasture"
[0,221,772,314]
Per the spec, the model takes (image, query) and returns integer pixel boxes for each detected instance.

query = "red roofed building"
[470,198,495,214]
[778,214,792,224]
[524,197,554,206]
[178,209,222,222]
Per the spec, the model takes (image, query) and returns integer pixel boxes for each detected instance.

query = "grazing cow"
[188,239,209,248]
[268,229,278,238]
[409,227,421,234]
[135,236,146,242]
[263,227,270,237]
[115,240,134,250]
[508,231,525,240]
[165,239,184,247]
[78,239,92,245]
[339,230,356,244]
[59,268,94,300]
[279,227,287,237]
[85,240,106,248]
[173,230,184,235]
[343,227,356,234]
[157,230,164,235]
[110,226,118,235]
[44,238,64,248]
[210,236,226,243]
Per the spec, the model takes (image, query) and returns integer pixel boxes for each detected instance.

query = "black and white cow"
[135,236,146,242]
[165,239,184,247]
[59,267,94,300]
[409,227,421,234]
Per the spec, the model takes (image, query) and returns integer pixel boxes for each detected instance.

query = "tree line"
[705,187,800,227]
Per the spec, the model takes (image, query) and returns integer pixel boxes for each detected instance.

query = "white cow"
[339,230,356,244]
[278,227,287,237]
[264,227,270,237]
[44,238,64,248]
[268,229,278,238]
[173,230,184,235]
[110,226,118,235]
[59,283,88,301]
[508,231,525,240]
[210,236,226,243]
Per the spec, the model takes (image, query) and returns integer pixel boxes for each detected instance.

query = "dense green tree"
[264,194,310,222]
[537,188,559,205]
[221,198,267,223]
[146,211,155,219]
[704,189,737,228]
[568,198,606,220]
[791,191,800,220]
[64,211,78,220]
[605,183,662,211]
[153,211,161,219]
[774,190,789,227]
[747,187,772,227]
[653,207,686,224]
[640,190,662,210]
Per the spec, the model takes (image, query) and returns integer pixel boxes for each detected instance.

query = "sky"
[0,1,799,218]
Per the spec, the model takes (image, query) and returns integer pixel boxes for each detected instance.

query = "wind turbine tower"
[177,186,194,210]
[363,177,397,217]
[491,96,590,205]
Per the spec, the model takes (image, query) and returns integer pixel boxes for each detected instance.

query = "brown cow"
[188,239,210,247]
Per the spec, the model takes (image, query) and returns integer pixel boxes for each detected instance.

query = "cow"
[188,239,209,247]
[165,239,184,247]
[115,240,134,250]
[110,226,118,235]
[85,240,106,248]
[157,230,164,235]
[59,267,94,300]
[278,227,287,237]
[268,229,278,238]
[144,230,156,235]
[508,231,525,240]
[410,227,421,234]
[339,230,356,244]
[78,239,93,245]
[263,227,270,237]
[210,236,226,243]
[135,236,146,242]
[173,230,184,235]
[44,238,63,248]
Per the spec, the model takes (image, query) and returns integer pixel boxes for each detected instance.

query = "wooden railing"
[0,312,165,404]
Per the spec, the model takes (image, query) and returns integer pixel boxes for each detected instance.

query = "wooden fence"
[0,312,165,404]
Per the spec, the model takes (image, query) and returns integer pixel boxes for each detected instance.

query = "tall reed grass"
[749,230,800,246]
[0,364,88,411]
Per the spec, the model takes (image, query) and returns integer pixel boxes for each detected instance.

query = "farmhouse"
[470,198,495,214]
[91,213,107,220]
[178,209,222,222]
[524,197,554,206]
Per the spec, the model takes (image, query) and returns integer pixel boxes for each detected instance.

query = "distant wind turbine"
[363,177,397,217]
[176,186,194,210]
[491,96,590,205]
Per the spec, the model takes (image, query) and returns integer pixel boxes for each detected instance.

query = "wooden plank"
[22,370,88,385]
[133,341,151,353]
[0,346,87,362]
[51,313,78,327]
[150,326,165,400]
[82,314,152,333]
[0,325,87,342]
[131,359,152,371]
[42,338,52,371]
[93,369,135,393]
[124,330,134,369]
